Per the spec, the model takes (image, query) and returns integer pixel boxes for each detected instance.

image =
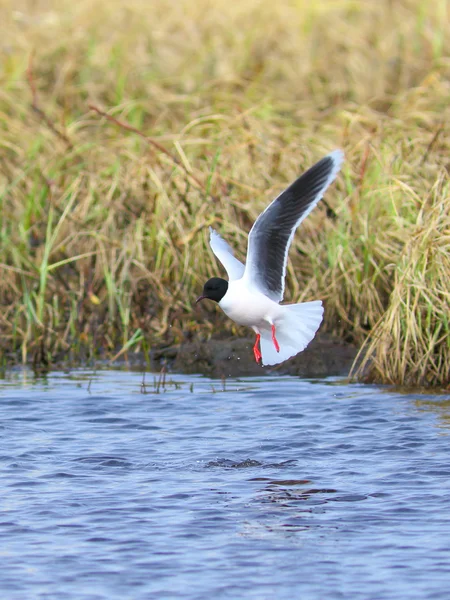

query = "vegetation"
[0,0,448,387]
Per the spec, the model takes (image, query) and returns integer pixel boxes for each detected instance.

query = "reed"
[0,0,448,387]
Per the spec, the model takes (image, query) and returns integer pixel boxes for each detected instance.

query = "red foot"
[253,334,262,364]
[271,325,280,353]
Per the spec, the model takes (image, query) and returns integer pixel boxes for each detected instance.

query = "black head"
[196,277,228,304]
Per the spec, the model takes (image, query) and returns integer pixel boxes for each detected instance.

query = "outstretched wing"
[243,150,344,302]
[209,227,245,281]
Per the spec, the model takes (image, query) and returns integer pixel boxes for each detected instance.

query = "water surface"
[1,370,450,599]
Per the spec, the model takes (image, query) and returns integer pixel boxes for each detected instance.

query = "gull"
[196,150,344,366]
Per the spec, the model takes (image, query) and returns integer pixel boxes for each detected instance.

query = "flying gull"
[196,150,344,366]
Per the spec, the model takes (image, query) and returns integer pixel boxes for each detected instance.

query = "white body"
[220,279,282,328]
[219,279,324,366]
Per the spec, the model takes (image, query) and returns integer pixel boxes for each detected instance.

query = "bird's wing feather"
[209,227,245,281]
[243,150,344,302]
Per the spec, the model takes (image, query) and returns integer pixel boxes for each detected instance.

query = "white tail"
[259,301,324,366]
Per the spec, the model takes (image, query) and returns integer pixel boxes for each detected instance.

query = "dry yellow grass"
[0,0,449,386]
[352,175,450,387]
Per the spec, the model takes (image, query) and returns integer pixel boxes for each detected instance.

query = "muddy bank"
[153,333,359,378]
[5,333,359,379]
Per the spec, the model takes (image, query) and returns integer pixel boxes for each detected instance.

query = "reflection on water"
[415,398,450,431]
[0,369,450,600]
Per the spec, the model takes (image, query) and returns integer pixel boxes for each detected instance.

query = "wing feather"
[243,150,344,301]
[209,227,245,281]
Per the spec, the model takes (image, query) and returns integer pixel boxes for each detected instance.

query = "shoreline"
[4,337,449,391]
[161,333,359,379]
[0,334,358,380]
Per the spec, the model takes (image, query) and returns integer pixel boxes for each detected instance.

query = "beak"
[195,295,206,304]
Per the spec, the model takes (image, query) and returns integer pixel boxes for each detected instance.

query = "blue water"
[1,369,450,599]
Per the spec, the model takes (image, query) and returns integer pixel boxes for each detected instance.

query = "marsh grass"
[0,0,449,386]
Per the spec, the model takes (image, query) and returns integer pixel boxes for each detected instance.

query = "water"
[1,369,450,600]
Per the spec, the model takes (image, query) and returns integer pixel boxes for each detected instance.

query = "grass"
[0,0,449,387]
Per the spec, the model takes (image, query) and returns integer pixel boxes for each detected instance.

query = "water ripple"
[0,370,449,599]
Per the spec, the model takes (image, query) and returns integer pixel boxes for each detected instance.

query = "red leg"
[271,324,280,353]
[253,334,262,364]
